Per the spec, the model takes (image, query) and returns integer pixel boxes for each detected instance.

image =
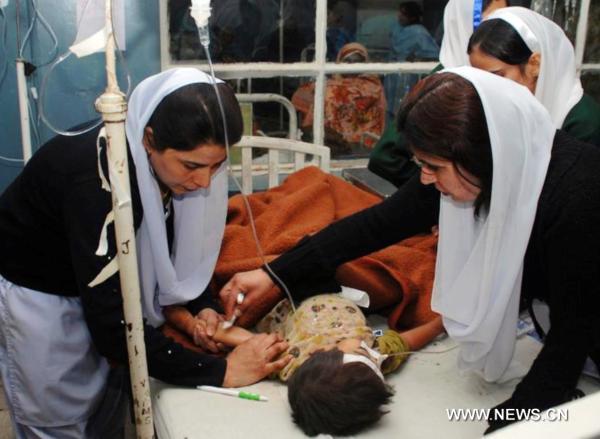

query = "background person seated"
[292,43,386,157]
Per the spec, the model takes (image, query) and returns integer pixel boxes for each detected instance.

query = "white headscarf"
[486,7,583,128]
[439,0,475,68]
[126,68,229,327]
[431,66,555,382]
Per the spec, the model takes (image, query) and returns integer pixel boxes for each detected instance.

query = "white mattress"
[151,334,600,438]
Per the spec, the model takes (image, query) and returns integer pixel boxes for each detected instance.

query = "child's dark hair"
[467,18,533,72]
[397,73,493,216]
[147,82,243,151]
[287,349,394,437]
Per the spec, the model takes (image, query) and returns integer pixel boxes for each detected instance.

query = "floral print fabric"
[257,294,374,381]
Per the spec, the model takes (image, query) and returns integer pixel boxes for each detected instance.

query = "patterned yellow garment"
[256,294,375,381]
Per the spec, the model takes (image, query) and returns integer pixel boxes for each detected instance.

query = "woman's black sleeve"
[487,178,600,433]
[267,173,440,299]
[63,179,227,387]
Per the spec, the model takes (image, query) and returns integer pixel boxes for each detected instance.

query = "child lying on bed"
[164,294,443,437]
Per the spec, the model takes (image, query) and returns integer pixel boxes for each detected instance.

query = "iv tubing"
[18,0,58,67]
[38,0,131,137]
[200,35,297,314]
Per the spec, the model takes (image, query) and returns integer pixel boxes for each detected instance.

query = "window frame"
[159,0,597,146]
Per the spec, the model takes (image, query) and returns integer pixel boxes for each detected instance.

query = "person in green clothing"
[368,0,515,187]
[468,7,600,147]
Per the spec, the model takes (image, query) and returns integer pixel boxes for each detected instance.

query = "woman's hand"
[222,333,292,388]
[190,308,225,353]
[219,269,279,320]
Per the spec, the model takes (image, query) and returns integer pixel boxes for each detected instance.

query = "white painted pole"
[573,0,591,76]
[312,0,327,145]
[16,59,32,162]
[94,1,154,437]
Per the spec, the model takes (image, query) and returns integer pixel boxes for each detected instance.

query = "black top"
[0,126,227,387]
[269,130,600,430]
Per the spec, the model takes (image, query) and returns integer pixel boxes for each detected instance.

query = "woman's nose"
[420,168,437,185]
[192,169,211,189]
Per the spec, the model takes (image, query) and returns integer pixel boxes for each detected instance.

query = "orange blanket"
[212,166,438,330]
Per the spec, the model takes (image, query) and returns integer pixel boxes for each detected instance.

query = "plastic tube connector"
[198,25,210,48]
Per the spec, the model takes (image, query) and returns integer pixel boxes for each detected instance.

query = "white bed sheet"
[151,334,599,439]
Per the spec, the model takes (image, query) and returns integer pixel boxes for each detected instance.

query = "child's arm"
[163,304,197,336]
[163,305,254,348]
[399,315,444,351]
[212,322,254,346]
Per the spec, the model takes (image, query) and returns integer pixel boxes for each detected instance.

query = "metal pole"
[94,1,154,437]
[16,59,32,162]
[312,0,327,145]
[278,0,284,132]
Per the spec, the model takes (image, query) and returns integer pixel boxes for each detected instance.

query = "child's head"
[287,348,394,437]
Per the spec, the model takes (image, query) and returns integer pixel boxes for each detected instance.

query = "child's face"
[337,339,390,371]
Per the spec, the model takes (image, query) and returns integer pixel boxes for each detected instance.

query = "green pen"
[196,385,269,402]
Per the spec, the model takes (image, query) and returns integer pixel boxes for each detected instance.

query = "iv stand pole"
[15,0,32,162]
[94,1,154,437]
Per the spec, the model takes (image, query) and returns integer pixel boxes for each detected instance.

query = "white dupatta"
[432,66,555,382]
[126,68,228,327]
[486,7,583,128]
[439,0,475,68]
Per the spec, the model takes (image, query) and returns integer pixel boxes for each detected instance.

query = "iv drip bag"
[190,0,211,27]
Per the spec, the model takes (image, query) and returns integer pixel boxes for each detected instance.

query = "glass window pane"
[532,0,580,43]
[232,76,312,137]
[383,71,429,122]
[349,1,444,63]
[296,73,387,159]
[229,76,314,191]
[584,1,600,63]
[168,0,316,63]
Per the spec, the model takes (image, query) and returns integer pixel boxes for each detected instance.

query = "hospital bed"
[152,135,599,438]
[235,93,299,140]
[151,317,600,438]
[229,135,330,194]
[227,93,329,194]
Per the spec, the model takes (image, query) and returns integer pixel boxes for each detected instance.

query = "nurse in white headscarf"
[468,7,600,145]
[0,68,290,438]
[125,69,229,328]
[439,0,511,68]
[423,67,553,382]
[402,67,600,433]
[220,65,600,434]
